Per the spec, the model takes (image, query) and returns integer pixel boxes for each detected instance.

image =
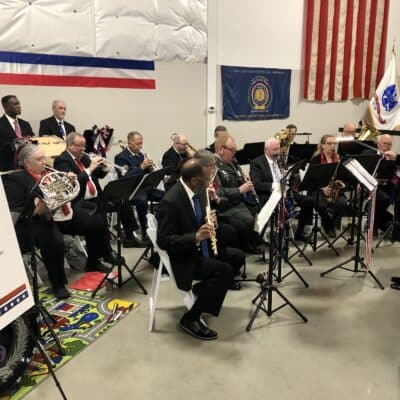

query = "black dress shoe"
[391,276,400,284]
[245,245,263,254]
[103,251,125,265]
[179,317,218,340]
[230,281,242,290]
[123,238,147,248]
[85,262,110,273]
[53,286,70,300]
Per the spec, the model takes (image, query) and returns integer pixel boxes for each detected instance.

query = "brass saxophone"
[275,128,293,166]
[326,163,345,204]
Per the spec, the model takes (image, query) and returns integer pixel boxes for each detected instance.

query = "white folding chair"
[146,213,196,332]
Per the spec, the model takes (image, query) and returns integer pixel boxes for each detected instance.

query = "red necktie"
[14,119,22,139]
[75,159,96,195]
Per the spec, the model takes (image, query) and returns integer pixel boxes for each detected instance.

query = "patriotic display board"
[0,180,34,331]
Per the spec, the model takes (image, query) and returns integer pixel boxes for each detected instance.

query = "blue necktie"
[58,122,65,139]
[192,194,209,258]
[272,161,282,181]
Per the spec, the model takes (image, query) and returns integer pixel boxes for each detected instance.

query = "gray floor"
[25,235,400,400]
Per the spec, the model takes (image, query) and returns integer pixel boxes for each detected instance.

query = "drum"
[0,316,35,393]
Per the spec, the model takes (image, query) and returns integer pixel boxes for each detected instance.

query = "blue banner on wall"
[221,65,291,121]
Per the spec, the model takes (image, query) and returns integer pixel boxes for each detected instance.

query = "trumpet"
[143,152,160,171]
[83,152,128,176]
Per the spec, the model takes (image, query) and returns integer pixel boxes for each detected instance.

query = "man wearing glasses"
[214,135,261,253]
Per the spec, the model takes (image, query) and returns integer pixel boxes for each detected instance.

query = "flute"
[205,188,218,256]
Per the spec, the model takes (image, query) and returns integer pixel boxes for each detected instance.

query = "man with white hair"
[250,138,313,241]
[342,122,357,137]
[161,133,190,190]
[39,99,76,139]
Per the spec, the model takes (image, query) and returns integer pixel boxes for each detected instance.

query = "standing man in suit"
[115,131,163,238]
[0,95,34,172]
[39,99,75,139]
[161,133,190,190]
[250,138,313,241]
[54,132,144,248]
[157,158,244,340]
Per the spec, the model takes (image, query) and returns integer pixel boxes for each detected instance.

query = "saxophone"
[326,162,346,204]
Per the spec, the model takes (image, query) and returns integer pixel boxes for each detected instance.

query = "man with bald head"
[161,133,190,190]
[342,122,357,138]
[250,138,313,241]
[39,99,76,139]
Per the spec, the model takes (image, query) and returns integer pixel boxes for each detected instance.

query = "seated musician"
[157,158,245,340]
[54,132,145,248]
[206,125,229,154]
[310,134,347,238]
[214,135,261,253]
[250,138,313,241]
[39,99,75,139]
[3,144,121,299]
[114,131,163,240]
[363,134,400,237]
[0,95,34,172]
[161,133,190,190]
[341,122,357,138]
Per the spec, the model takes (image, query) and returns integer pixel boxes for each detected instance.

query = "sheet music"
[254,186,282,234]
[344,159,377,192]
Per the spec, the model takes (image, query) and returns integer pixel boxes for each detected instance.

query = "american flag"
[304,0,390,101]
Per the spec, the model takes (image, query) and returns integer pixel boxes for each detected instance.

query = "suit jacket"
[157,181,208,290]
[39,116,75,138]
[0,115,34,171]
[53,150,106,201]
[114,148,150,177]
[161,146,188,189]
[249,155,274,206]
[3,170,45,253]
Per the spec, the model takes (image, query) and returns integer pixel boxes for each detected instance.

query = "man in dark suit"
[115,131,163,237]
[54,132,144,248]
[39,99,75,139]
[161,133,189,190]
[0,95,34,172]
[3,144,120,299]
[250,138,313,241]
[157,159,244,340]
[206,125,228,153]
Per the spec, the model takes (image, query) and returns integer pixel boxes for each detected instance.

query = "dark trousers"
[56,208,110,266]
[312,190,347,231]
[374,187,392,231]
[294,192,314,231]
[189,247,244,317]
[32,220,67,291]
[132,189,164,233]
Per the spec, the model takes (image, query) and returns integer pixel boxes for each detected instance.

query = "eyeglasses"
[223,146,237,154]
[72,143,86,148]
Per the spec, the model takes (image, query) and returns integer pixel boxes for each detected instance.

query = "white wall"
[3,61,206,162]
[215,0,400,150]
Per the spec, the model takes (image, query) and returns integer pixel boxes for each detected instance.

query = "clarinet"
[205,187,218,256]
[232,158,261,211]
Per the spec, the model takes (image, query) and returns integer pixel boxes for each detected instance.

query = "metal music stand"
[91,174,147,298]
[287,144,317,165]
[128,168,169,273]
[247,169,308,332]
[299,163,340,255]
[320,158,384,289]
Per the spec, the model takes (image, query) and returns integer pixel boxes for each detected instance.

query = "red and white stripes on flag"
[304,0,390,101]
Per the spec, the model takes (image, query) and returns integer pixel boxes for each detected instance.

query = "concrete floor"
[24,236,400,400]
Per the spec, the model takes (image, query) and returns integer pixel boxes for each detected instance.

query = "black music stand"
[91,174,147,298]
[246,171,308,332]
[128,168,169,273]
[235,142,264,165]
[337,140,376,158]
[300,163,340,255]
[320,158,384,289]
[287,144,317,165]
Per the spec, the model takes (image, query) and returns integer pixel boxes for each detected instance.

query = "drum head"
[0,316,34,393]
